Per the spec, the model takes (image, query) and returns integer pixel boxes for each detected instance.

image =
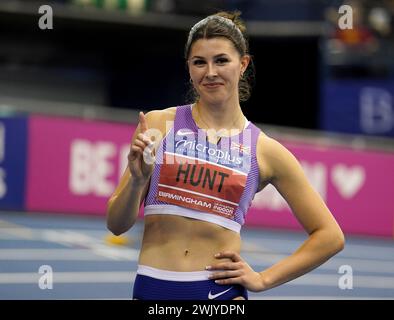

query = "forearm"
[259,228,345,291]
[106,178,148,235]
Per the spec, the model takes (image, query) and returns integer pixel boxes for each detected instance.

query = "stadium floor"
[0,211,393,300]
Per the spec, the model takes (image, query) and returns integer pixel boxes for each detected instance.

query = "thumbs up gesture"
[128,112,156,185]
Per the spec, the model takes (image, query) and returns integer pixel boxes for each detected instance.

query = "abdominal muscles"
[138,214,241,271]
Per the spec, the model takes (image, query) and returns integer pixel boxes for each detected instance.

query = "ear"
[240,55,251,74]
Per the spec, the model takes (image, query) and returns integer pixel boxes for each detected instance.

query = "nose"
[206,62,218,79]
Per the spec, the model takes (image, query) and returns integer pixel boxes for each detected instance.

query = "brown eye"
[216,58,229,64]
[193,60,205,65]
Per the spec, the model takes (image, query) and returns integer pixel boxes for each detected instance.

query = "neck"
[194,98,244,132]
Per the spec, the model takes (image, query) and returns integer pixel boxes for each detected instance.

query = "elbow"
[106,221,123,236]
[316,225,345,256]
[106,200,132,236]
[337,231,346,252]
[332,227,346,254]
[106,219,133,236]
[106,215,121,235]
[108,227,125,237]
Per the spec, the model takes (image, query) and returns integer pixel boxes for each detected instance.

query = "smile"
[203,83,223,88]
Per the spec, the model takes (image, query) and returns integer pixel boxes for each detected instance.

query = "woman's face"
[188,37,249,106]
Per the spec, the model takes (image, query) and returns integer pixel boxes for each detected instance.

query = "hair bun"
[215,11,246,34]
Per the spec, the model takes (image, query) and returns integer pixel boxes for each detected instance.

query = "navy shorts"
[132,265,248,300]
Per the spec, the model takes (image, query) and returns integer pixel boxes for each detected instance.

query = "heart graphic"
[331,164,366,199]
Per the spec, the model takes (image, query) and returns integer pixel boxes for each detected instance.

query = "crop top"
[144,104,261,233]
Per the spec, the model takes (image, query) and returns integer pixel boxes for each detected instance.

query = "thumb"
[139,112,148,133]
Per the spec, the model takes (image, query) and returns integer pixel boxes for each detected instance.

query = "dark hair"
[185,11,255,103]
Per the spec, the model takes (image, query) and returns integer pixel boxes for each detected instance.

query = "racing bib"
[157,152,247,219]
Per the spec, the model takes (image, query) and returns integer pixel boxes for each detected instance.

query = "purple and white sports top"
[144,104,261,233]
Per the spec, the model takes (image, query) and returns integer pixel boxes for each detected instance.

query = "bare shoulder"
[256,132,300,183]
[145,106,176,124]
[144,106,177,135]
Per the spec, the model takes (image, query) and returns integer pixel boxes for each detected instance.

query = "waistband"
[137,265,215,282]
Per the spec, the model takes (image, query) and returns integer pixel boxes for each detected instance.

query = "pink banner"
[26,115,394,236]
[247,140,394,237]
[26,116,135,215]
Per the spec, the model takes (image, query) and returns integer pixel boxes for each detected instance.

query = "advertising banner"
[25,115,394,236]
[248,140,394,237]
[0,117,28,210]
[26,115,135,215]
[321,78,394,137]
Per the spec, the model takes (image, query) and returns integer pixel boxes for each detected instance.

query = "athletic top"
[144,104,261,233]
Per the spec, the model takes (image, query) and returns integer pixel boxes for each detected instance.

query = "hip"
[133,265,248,300]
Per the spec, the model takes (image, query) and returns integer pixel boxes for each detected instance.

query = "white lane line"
[323,257,394,274]
[0,226,35,240]
[0,272,137,284]
[288,274,394,289]
[0,248,138,261]
[242,238,394,261]
[244,253,394,274]
[0,228,140,261]
[0,271,393,289]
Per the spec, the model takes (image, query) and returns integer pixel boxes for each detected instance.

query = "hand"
[128,112,155,185]
[206,251,265,292]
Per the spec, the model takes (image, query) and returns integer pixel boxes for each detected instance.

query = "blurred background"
[0,0,393,299]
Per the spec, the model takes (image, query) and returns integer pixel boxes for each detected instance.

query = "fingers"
[208,270,243,282]
[135,134,151,150]
[129,133,153,160]
[143,142,156,165]
[214,251,242,262]
[211,277,242,285]
[206,260,243,283]
[139,112,148,133]
[206,253,263,291]
[206,262,240,271]
[129,145,143,156]
[205,252,245,285]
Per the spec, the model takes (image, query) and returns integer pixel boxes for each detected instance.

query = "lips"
[203,83,223,88]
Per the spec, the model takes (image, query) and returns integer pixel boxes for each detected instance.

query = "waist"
[144,204,242,233]
[138,214,241,271]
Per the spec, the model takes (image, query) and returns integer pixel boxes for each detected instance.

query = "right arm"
[106,112,155,235]
[106,168,150,236]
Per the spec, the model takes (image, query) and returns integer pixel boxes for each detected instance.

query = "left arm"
[208,136,345,292]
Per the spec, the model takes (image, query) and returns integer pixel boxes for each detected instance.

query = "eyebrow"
[190,54,228,59]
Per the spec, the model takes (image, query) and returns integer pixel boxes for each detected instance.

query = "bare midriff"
[138,214,241,271]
